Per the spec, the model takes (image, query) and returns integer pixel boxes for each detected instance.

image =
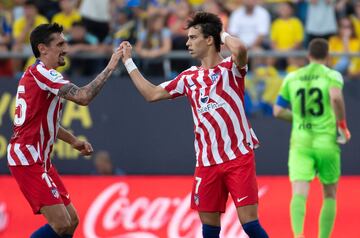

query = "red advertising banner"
[0,176,359,238]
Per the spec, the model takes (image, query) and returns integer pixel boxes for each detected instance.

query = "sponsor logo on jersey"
[199,91,209,105]
[49,69,63,80]
[197,90,225,114]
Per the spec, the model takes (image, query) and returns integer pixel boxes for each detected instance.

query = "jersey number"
[14,85,27,126]
[296,88,324,117]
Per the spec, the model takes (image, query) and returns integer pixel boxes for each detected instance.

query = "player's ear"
[207,35,214,46]
[38,43,47,56]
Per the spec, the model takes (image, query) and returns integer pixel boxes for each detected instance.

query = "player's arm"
[57,126,93,156]
[221,31,247,68]
[58,47,122,105]
[329,87,351,144]
[120,41,171,102]
[273,96,292,122]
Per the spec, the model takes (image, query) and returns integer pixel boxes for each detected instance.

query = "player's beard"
[58,54,66,66]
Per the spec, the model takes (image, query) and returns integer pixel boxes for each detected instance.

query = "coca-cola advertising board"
[0,176,359,238]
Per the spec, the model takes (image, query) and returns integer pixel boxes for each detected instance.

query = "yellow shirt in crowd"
[270,17,304,50]
[350,15,360,39]
[52,10,82,32]
[13,15,48,44]
[329,36,360,75]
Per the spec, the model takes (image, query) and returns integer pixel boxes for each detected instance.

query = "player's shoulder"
[31,60,64,82]
[325,67,344,84]
[179,66,199,76]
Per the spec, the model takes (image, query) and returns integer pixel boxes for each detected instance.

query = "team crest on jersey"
[210,73,219,83]
[51,187,60,199]
[194,194,200,206]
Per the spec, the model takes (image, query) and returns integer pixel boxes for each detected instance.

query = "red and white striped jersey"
[160,57,259,167]
[7,59,69,168]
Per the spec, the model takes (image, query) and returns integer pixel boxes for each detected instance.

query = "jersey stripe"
[7,144,16,166]
[227,70,252,151]
[14,143,29,165]
[26,145,39,163]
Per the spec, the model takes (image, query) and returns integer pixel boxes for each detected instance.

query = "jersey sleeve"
[278,74,291,101]
[276,73,291,107]
[31,64,70,95]
[328,70,344,89]
[221,57,248,78]
[159,72,186,99]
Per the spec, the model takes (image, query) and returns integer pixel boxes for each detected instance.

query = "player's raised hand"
[106,46,123,71]
[119,41,133,63]
[72,139,94,156]
[337,120,351,144]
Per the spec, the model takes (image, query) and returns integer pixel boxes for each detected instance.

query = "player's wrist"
[124,58,137,74]
[221,32,230,44]
[337,119,348,130]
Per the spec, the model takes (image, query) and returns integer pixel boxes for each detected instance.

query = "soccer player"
[119,12,268,238]
[7,23,122,238]
[273,38,351,238]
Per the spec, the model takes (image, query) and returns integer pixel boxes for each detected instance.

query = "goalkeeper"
[273,38,351,238]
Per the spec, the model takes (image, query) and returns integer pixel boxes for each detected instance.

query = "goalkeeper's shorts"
[288,146,340,184]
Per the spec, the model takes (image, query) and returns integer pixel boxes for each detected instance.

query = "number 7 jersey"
[7,60,70,167]
[278,63,344,148]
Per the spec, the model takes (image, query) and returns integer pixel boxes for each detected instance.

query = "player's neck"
[310,59,326,65]
[39,57,56,69]
[200,53,223,69]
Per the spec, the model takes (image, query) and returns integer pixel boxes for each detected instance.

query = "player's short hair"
[186,11,223,52]
[308,38,329,60]
[30,23,64,58]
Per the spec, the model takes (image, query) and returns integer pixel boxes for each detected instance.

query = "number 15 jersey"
[278,63,343,148]
[7,60,69,167]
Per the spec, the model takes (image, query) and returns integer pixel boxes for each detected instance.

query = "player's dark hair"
[30,23,64,58]
[186,11,223,52]
[308,38,329,60]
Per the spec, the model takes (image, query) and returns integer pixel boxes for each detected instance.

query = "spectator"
[350,1,360,39]
[202,0,229,31]
[167,0,192,50]
[335,0,353,19]
[93,150,125,175]
[135,13,172,77]
[12,0,25,21]
[270,2,304,70]
[329,16,360,79]
[228,0,270,49]
[66,21,99,76]
[111,7,137,46]
[12,0,48,75]
[79,0,111,42]
[0,1,12,76]
[305,0,337,44]
[252,57,283,115]
[271,2,304,51]
[52,0,81,33]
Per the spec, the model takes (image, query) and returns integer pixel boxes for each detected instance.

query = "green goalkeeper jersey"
[278,63,343,148]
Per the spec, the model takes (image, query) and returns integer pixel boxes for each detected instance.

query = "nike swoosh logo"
[188,83,195,88]
[237,196,248,203]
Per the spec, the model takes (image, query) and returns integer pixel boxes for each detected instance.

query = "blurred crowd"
[0,0,359,115]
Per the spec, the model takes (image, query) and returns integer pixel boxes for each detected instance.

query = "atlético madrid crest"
[51,187,60,199]
[194,194,200,206]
